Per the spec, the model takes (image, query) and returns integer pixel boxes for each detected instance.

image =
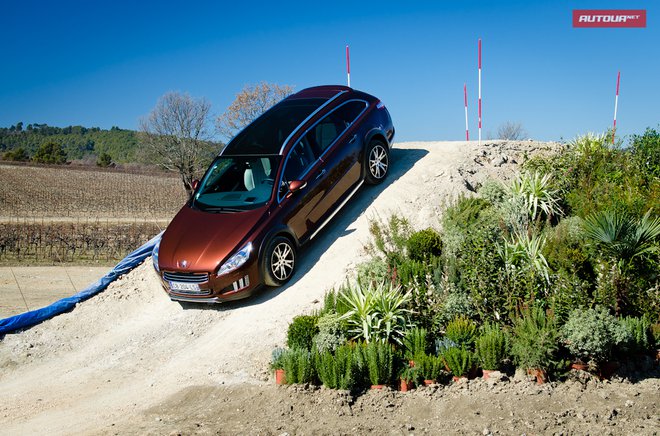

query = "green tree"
[96,152,113,167]
[4,147,29,161]
[33,141,67,164]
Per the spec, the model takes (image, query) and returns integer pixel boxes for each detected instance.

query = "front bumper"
[158,258,261,303]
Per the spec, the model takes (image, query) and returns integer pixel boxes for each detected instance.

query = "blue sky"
[0,0,657,142]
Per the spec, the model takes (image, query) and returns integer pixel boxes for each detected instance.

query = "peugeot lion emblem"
[178,260,188,268]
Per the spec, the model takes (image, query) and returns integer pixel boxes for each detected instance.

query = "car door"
[304,100,369,233]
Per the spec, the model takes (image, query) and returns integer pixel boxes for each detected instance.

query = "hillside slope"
[0,140,562,433]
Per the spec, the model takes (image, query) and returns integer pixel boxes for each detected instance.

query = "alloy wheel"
[369,145,389,179]
[270,241,294,281]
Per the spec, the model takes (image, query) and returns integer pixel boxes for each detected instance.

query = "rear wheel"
[262,236,296,286]
[364,139,389,185]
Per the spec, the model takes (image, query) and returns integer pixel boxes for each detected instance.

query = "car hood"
[159,204,268,273]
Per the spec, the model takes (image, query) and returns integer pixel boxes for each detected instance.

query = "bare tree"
[216,82,294,140]
[139,92,216,196]
[497,121,528,140]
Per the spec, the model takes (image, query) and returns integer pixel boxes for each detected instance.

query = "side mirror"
[286,180,307,198]
[191,179,200,191]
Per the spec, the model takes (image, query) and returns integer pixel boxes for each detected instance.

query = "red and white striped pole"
[612,71,620,144]
[478,38,482,146]
[464,83,470,141]
[346,45,351,88]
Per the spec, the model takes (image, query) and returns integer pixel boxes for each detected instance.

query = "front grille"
[162,271,209,284]
[171,288,213,297]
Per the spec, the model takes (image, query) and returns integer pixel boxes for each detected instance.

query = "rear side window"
[308,101,367,153]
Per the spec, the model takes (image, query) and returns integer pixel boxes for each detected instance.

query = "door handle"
[315,169,327,180]
[348,134,357,144]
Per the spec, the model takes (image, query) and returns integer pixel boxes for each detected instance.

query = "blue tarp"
[0,231,163,336]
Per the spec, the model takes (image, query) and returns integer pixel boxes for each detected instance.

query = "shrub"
[399,365,422,384]
[475,323,509,371]
[506,171,563,222]
[630,127,660,180]
[438,291,475,325]
[406,228,443,262]
[402,327,428,360]
[282,348,315,384]
[313,312,347,353]
[366,214,413,265]
[270,347,286,370]
[442,346,474,377]
[510,306,559,373]
[339,281,413,345]
[286,315,319,350]
[619,316,652,354]
[415,353,444,381]
[479,179,506,205]
[364,341,394,386]
[356,257,389,286]
[560,306,630,364]
[314,344,357,390]
[445,316,477,348]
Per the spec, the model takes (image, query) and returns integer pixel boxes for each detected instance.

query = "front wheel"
[364,140,390,185]
[262,236,296,286]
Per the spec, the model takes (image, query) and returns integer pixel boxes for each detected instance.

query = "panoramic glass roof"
[222,98,326,155]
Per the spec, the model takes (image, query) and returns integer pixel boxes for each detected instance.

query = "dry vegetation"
[0,163,187,264]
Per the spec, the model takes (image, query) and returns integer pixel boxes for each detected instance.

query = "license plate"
[169,281,201,292]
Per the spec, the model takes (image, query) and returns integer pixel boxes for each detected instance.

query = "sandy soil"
[1,141,657,435]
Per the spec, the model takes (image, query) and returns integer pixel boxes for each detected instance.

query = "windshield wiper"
[203,206,244,213]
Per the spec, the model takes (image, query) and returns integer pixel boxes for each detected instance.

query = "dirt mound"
[2,140,657,434]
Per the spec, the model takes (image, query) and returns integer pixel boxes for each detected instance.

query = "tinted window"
[223,98,326,155]
[309,101,367,152]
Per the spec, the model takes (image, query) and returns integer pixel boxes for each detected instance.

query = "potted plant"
[442,346,474,381]
[271,347,286,385]
[282,348,316,384]
[560,306,630,377]
[445,316,477,348]
[475,323,509,379]
[399,365,421,392]
[403,327,428,366]
[415,353,443,385]
[510,306,559,384]
[365,341,394,389]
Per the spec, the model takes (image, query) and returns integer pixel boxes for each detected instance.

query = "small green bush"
[442,346,474,377]
[406,228,443,262]
[415,353,444,380]
[312,312,347,353]
[439,291,475,325]
[282,348,315,384]
[356,257,389,285]
[445,316,477,348]
[475,323,509,371]
[286,315,319,351]
[561,306,630,364]
[364,341,394,386]
[270,347,286,370]
[367,214,413,265]
[510,306,559,372]
[399,365,422,384]
[402,327,428,360]
[314,344,357,390]
[479,179,506,204]
[620,316,652,354]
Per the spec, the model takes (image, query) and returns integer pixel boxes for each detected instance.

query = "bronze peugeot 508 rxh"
[153,85,395,303]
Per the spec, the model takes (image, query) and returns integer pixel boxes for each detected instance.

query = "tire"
[262,236,296,286]
[364,139,390,185]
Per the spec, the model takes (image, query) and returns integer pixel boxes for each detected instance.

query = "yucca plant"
[507,171,563,222]
[338,281,413,344]
[499,231,550,283]
[569,132,609,157]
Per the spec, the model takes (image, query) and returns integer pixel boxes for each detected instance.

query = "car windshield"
[193,155,281,212]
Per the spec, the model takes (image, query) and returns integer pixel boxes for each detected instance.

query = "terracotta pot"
[482,369,494,380]
[370,384,386,390]
[571,362,589,372]
[452,375,467,383]
[527,368,546,385]
[409,360,415,368]
[399,378,412,392]
[275,369,286,385]
[423,379,436,386]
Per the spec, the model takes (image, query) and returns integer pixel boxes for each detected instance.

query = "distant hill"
[0,123,139,163]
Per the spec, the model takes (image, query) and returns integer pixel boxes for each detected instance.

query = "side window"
[312,101,367,152]
[281,137,318,195]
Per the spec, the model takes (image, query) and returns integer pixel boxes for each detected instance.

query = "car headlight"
[152,240,160,273]
[217,242,252,276]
